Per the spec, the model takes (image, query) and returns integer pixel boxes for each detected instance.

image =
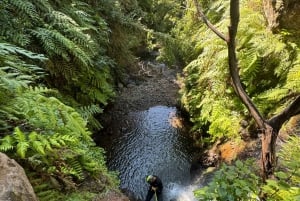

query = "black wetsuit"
[145,176,163,201]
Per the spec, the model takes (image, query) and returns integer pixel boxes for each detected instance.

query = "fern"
[0,135,14,152]
[178,0,300,143]
[77,104,103,130]
[9,0,39,22]
[32,27,92,68]
[29,132,46,155]
[65,157,84,180]
[0,43,46,61]
[14,127,29,159]
[257,47,300,114]
[284,49,300,92]
[33,0,52,13]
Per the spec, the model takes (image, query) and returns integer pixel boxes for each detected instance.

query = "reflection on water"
[98,106,198,201]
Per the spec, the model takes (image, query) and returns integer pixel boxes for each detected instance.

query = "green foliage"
[0,43,47,133]
[0,88,116,197]
[179,28,241,140]
[194,135,300,201]
[0,0,169,200]
[0,60,116,198]
[0,43,46,60]
[138,0,183,33]
[77,104,103,130]
[1,0,117,108]
[64,192,97,201]
[34,181,65,201]
[262,135,300,201]
[30,174,97,201]
[176,0,300,143]
[194,160,260,201]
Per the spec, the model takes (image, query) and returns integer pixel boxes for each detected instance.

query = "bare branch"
[267,95,300,132]
[193,0,228,42]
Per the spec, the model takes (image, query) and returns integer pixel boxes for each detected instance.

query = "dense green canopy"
[0,0,299,200]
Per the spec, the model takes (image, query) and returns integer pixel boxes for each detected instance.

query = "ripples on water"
[99,106,199,201]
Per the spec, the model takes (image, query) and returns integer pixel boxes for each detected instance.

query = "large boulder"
[263,0,300,32]
[0,153,38,201]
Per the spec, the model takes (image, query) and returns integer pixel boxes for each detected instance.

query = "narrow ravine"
[95,62,202,200]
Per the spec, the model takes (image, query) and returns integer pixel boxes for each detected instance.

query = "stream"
[98,105,200,201]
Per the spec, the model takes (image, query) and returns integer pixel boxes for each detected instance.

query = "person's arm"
[151,186,158,191]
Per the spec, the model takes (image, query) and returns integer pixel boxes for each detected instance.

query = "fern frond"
[60,134,78,144]
[0,135,14,152]
[16,140,29,159]
[47,10,78,26]
[77,104,103,130]
[14,127,29,158]
[31,28,69,60]
[28,86,54,94]
[9,0,39,22]
[66,157,84,180]
[13,127,27,142]
[36,189,63,201]
[30,137,46,155]
[286,56,300,92]
[32,0,52,13]
[0,71,30,89]
[49,138,62,148]
[32,27,92,69]
[259,88,290,101]
[0,43,47,61]
[78,104,103,120]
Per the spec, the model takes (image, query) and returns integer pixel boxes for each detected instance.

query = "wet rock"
[190,151,219,182]
[121,188,142,201]
[0,153,38,201]
[239,119,248,128]
[93,190,130,201]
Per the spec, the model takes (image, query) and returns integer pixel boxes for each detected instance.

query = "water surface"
[98,106,198,200]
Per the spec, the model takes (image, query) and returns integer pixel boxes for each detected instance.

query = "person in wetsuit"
[145,175,163,201]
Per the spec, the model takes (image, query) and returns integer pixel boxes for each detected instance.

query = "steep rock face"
[263,0,300,32]
[0,153,38,201]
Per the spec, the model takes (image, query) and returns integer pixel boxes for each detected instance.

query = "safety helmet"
[146,175,154,183]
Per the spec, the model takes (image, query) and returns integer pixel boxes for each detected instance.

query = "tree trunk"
[193,0,300,181]
[260,123,278,181]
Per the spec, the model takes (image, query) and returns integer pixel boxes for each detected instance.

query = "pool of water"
[98,106,199,201]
